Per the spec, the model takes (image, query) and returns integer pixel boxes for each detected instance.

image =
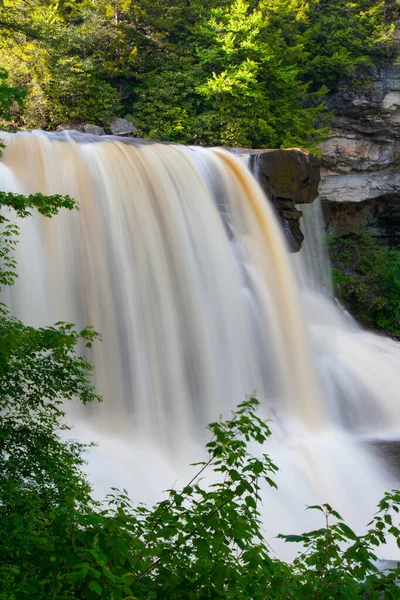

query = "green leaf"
[338,522,358,540]
[88,581,102,596]
[271,575,284,590]
[245,496,257,509]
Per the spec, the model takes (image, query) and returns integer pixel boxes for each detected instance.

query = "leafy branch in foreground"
[3,391,400,599]
[0,190,76,289]
[0,183,102,596]
[0,68,24,121]
[281,496,400,599]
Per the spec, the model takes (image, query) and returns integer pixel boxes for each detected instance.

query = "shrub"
[329,229,400,333]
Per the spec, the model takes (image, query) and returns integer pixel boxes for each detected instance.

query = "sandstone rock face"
[319,64,400,244]
[242,149,321,251]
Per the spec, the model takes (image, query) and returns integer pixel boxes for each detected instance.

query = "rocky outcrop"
[56,116,139,137]
[323,194,400,246]
[108,116,138,137]
[243,149,321,251]
[320,64,400,244]
[83,124,105,136]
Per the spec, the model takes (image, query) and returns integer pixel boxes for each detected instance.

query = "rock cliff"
[319,64,400,245]
[242,149,321,251]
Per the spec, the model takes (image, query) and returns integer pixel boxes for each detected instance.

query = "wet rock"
[108,116,137,136]
[83,124,105,136]
[240,148,321,251]
[323,194,400,246]
[367,439,400,477]
[56,122,85,133]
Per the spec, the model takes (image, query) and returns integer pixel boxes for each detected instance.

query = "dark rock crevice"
[323,194,400,246]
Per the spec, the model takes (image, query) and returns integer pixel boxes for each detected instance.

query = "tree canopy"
[0,0,396,149]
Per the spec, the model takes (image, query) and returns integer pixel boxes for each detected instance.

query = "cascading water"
[2,130,400,557]
[294,199,400,433]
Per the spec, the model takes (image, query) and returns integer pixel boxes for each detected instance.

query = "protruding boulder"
[83,124,105,136]
[56,123,85,133]
[239,148,321,251]
[108,117,137,136]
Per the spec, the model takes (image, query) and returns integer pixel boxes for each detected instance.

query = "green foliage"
[3,385,400,598]
[0,190,77,287]
[190,0,328,149]
[0,68,25,140]
[279,493,400,599]
[0,0,396,146]
[45,62,122,127]
[0,0,124,128]
[133,67,203,144]
[329,229,400,333]
[0,69,25,121]
[306,0,393,86]
[0,182,103,597]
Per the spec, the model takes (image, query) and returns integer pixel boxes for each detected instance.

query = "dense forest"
[0,0,397,149]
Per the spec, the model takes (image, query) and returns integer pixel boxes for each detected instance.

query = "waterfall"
[2,130,400,557]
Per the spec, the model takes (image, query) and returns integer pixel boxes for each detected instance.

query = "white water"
[2,131,400,557]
